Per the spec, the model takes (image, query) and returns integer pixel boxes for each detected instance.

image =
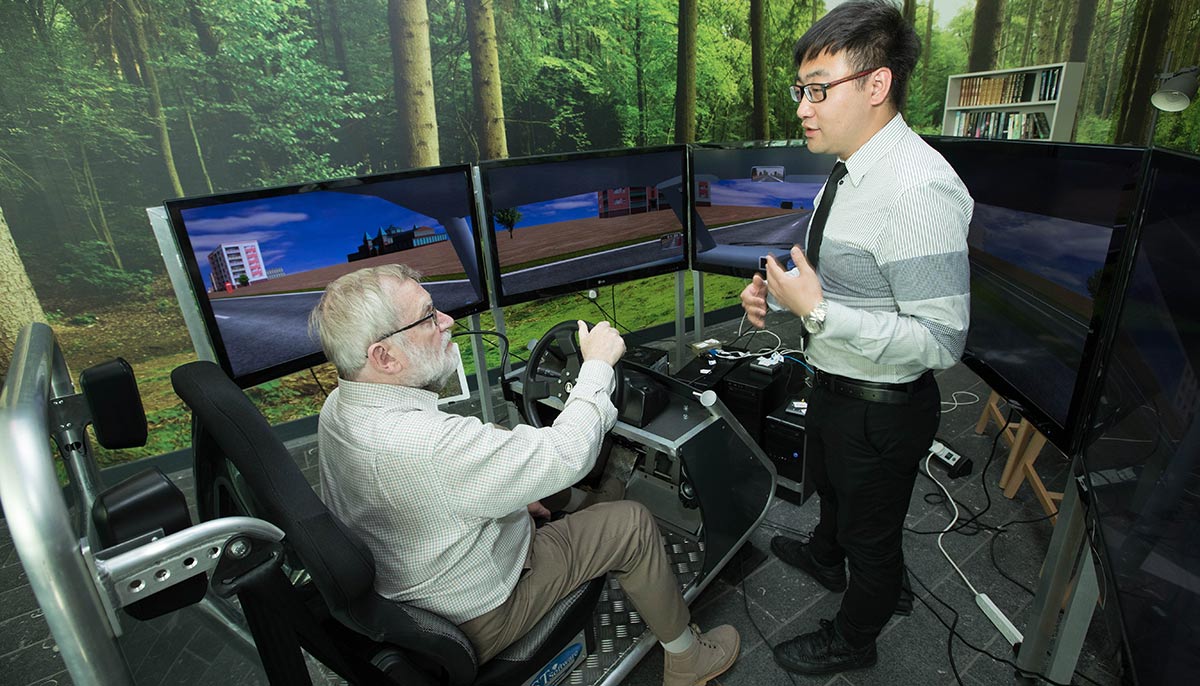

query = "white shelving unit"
[941,62,1084,142]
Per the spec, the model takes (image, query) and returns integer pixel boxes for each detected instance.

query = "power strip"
[976,593,1023,646]
[929,440,973,478]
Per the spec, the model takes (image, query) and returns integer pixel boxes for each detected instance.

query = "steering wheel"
[521,320,625,428]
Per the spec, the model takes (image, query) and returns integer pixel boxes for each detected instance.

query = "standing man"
[740,0,972,675]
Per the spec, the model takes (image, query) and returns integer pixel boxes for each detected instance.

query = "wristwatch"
[802,299,829,334]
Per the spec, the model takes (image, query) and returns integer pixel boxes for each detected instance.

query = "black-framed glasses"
[375,309,438,343]
[789,67,881,104]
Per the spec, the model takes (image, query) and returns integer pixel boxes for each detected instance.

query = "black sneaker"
[769,536,847,592]
[773,619,878,675]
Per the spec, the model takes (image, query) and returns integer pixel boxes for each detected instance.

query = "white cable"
[925,454,979,596]
[940,390,981,413]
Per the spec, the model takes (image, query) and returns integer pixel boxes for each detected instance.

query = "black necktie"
[806,161,848,272]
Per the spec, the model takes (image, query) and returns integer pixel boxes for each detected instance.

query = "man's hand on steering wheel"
[577,320,625,368]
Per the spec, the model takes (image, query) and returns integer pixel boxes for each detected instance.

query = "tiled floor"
[1,321,1125,685]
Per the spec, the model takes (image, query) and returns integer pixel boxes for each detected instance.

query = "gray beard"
[409,340,459,392]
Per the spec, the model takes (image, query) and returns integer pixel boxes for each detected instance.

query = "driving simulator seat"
[171,360,606,686]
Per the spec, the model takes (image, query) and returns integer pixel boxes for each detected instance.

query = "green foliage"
[68,313,99,327]
[56,242,154,299]
[494,208,522,234]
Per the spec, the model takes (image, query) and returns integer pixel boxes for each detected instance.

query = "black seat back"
[171,361,477,684]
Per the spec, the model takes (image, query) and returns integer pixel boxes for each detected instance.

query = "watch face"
[803,316,822,334]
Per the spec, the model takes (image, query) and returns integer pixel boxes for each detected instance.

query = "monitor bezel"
[477,145,691,308]
[925,136,1148,455]
[163,163,489,388]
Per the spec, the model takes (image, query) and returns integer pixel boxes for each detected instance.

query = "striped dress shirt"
[317,360,617,623]
[805,113,973,383]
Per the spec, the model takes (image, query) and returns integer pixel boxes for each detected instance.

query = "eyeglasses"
[789,67,881,104]
[375,309,438,343]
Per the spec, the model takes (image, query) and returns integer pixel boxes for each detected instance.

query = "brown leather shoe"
[662,624,740,686]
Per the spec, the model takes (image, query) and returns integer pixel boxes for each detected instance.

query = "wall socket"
[929,440,973,478]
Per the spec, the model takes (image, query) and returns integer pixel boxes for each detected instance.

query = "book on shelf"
[956,66,1066,107]
[952,110,1051,140]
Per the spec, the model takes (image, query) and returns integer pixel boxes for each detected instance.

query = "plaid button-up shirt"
[317,360,617,623]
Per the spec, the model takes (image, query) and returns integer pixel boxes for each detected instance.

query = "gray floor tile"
[0,583,40,624]
[0,638,67,686]
[0,610,51,659]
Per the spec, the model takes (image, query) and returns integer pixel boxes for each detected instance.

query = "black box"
[673,354,738,393]
[718,363,788,444]
[763,402,807,487]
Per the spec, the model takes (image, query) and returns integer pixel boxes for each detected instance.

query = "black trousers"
[804,375,941,647]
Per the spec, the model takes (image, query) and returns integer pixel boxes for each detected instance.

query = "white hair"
[309,264,423,379]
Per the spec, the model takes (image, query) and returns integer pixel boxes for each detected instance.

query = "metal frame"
[1016,473,1100,684]
[0,323,283,685]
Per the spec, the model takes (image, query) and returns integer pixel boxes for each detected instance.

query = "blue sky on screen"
[182,190,447,284]
[970,204,1111,297]
[709,178,824,210]
[505,191,599,230]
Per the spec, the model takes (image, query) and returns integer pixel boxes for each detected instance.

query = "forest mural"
[0,0,1197,463]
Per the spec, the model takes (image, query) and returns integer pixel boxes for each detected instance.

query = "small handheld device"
[765,266,801,313]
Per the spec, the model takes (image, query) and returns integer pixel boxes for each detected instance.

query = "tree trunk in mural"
[0,207,46,376]
[1113,0,1172,145]
[1021,0,1040,66]
[674,0,697,143]
[118,0,185,197]
[388,0,440,168]
[967,0,1003,72]
[1102,0,1131,118]
[325,0,351,85]
[634,6,647,147]
[750,0,768,140]
[903,0,917,25]
[1069,0,1098,64]
[467,0,508,161]
[922,0,934,122]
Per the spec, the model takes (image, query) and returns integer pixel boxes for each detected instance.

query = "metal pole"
[469,313,495,425]
[674,271,687,373]
[0,324,135,685]
[692,270,705,342]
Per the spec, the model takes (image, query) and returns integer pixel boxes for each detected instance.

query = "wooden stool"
[976,392,1061,522]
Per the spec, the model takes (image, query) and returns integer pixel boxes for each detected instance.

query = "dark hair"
[792,0,920,110]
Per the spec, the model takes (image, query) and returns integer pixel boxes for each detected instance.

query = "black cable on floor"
[906,564,1103,686]
[738,545,800,686]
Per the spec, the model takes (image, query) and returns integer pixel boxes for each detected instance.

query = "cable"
[925,453,979,595]
[450,328,513,371]
[783,355,814,374]
[309,367,329,397]
[582,292,634,334]
[940,390,981,413]
[906,566,1091,686]
[738,545,800,686]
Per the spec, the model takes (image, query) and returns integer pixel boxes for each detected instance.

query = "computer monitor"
[1082,148,1200,685]
[926,138,1145,453]
[690,143,838,276]
[164,165,487,387]
[478,146,689,306]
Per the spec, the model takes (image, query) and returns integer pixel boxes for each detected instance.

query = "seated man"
[309,264,739,686]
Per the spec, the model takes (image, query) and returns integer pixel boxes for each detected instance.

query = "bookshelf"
[941,62,1084,142]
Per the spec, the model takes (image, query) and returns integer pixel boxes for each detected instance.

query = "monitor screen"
[1082,148,1200,685]
[926,138,1144,452]
[478,146,688,306]
[164,166,487,387]
[690,143,838,276]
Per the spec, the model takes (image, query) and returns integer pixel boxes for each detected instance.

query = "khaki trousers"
[459,500,691,663]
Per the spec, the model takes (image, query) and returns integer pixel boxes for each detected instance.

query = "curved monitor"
[478,146,689,306]
[926,138,1145,453]
[164,165,487,387]
[690,142,838,277]
[1083,148,1200,685]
